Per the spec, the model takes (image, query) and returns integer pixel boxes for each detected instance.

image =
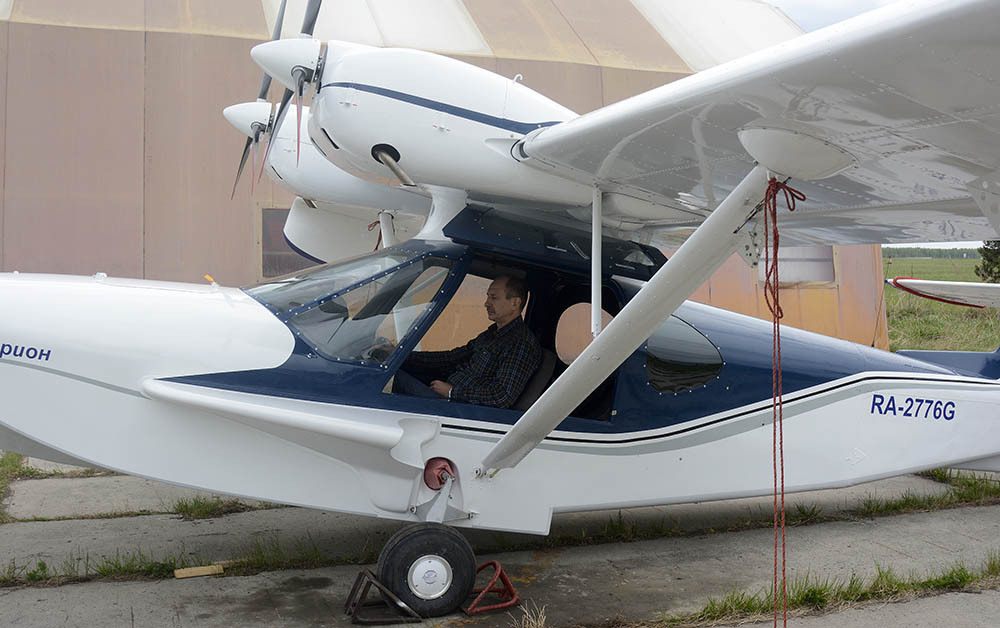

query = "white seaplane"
[3,0,1000,616]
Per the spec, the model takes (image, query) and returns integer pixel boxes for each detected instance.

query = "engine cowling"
[309,41,592,207]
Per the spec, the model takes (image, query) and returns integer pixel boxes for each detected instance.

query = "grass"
[476,470,999,557]
[0,452,35,523]
[172,496,258,520]
[93,549,189,579]
[882,257,1000,352]
[854,471,1000,518]
[510,602,548,628]
[0,451,274,524]
[662,551,1000,627]
[0,464,995,589]
[0,547,197,587]
[0,534,342,587]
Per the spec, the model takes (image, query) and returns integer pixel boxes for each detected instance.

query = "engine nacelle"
[309,41,592,207]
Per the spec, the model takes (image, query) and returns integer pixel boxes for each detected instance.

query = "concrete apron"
[1,472,998,627]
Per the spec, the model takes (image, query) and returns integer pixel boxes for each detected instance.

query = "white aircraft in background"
[3,0,1000,616]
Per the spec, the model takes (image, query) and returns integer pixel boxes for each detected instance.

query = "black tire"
[376,523,476,617]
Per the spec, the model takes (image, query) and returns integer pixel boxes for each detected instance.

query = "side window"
[289,257,452,363]
[418,273,492,351]
[646,317,722,393]
[554,302,613,364]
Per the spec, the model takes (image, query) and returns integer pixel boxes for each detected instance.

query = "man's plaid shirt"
[403,317,541,409]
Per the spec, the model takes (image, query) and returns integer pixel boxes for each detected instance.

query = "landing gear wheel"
[376,523,476,617]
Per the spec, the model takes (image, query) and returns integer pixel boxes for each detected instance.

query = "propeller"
[230,0,288,198]
[258,88,294,183]
[252,0,325,169]
[293,0,323,165]
[225,102,273,199]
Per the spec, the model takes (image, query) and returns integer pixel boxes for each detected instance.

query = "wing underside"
[521,0,1000,247]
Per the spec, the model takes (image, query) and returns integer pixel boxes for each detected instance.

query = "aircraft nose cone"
[223,101,273,137]
[251,38,320,92]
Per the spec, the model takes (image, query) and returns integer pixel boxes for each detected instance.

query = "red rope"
[368,219,382,251]
[762,177,804,628]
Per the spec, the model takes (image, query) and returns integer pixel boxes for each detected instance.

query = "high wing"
[482,0,1000,472]
[520,0,1000,247]
[888,277,1000,308]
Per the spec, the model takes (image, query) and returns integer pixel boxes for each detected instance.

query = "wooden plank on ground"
[174,565,224,579]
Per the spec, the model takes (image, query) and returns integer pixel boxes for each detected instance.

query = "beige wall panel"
[551,0,689,72]
[835,245,889,349]
[144,32,265,286]
[497,59,602,114]
[4,23,143,276]
[695,253,761,317]
[601,67,687,106]
[0,21,7,269]
[463,0,594,64]
[146,0,268,39]
[12,0,143,29]
[687,246,888,350]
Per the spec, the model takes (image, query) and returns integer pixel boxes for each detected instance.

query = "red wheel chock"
[464,560,520,615]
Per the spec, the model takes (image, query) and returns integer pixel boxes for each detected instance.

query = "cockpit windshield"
[246,251,455,365]
[247,251,412,314]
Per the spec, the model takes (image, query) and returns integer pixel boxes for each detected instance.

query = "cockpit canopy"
[247,250,454,364]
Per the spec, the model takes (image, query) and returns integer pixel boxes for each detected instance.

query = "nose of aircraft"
[0,273,295,393]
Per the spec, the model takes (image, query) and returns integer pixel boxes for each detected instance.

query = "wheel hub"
[407,554,453,600]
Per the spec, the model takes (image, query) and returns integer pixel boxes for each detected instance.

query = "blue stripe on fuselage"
[321,82,564,135]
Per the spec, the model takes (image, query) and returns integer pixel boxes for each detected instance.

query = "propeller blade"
[293,0,321,167]
[295,73,305,166]
[301,0,323,37]
[271,0,288,40]
[232,136,254,200]
[259,88,293,182]
[251,132,258,196]
[256,0,289,100]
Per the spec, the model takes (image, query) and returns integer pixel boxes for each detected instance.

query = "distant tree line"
[976,241,1000,282]
[882,247,980,259]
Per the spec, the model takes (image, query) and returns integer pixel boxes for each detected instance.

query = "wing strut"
[480,165,770,473]
[591,187,603,338]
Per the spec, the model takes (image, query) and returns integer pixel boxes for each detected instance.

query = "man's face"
[485,278,521,325]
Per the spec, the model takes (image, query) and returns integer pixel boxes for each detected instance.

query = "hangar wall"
[0,0,889,349]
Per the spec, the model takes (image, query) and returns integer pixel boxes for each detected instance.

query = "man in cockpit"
[393,275,541,409]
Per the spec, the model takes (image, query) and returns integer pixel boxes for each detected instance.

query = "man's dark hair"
[500,275,528,309]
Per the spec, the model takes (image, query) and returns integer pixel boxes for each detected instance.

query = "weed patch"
[663,549,1000,626]
[217,535,332,576]
[24,561,50,583]
[854,470,1000,520]
[172,496,255,520]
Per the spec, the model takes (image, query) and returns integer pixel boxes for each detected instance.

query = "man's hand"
[430,380,453,399]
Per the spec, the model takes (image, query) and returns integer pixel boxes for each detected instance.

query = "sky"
[767,0,981,249]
